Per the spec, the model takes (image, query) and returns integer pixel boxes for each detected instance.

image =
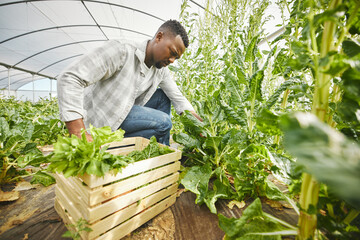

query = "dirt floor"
[0,176,297,240]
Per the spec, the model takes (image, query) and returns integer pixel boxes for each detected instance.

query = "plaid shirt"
[57,40,194,131]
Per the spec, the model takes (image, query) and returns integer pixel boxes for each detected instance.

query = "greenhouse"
[0,0,359,239]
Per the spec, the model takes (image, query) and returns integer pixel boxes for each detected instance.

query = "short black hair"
[158,20,189,48]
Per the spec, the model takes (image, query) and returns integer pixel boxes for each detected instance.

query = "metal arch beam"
[0,62,55,79]
[0,0,165,22]
[81,0,108,40]
[0,75,44,89]
[0,54,83,89]
[0,25,152,45]
[13,39,106,67]
[0,71,28,82]
[36,54,83,73]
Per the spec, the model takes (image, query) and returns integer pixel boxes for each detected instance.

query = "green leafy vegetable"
[49,127,174,177]
[49,125,133,177]
[219,198,297,240]
[127,136,174,161]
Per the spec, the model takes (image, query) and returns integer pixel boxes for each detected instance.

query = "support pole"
[50,79,52,98]
[32,74,35,102]
[8,68,11,98]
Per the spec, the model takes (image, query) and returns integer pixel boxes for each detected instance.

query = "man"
[57,20,201,145]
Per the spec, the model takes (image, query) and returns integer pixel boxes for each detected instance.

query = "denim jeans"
[119,89,172,145]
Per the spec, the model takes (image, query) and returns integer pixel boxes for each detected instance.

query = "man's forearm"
[190,111,203,122]
[65,118,94,142]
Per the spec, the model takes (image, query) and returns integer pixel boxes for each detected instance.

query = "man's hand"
[189,111,206,138]
[190,111,203,122]
[65,118,93,142]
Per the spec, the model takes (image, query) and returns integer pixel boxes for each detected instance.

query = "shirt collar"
[135,40,152,71]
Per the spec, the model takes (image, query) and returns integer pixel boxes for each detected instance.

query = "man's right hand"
[65,118,93,142]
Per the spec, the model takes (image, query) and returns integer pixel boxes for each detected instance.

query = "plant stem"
[274,88,291,145]
[0,156,9,185]
[298,173,320,239]
[298,0,342,239]
[344,209,360,225]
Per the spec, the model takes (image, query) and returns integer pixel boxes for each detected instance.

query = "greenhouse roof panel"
[0,0,189,90]
[0,0,280,92]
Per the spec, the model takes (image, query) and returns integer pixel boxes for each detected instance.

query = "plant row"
[172,0,360,239]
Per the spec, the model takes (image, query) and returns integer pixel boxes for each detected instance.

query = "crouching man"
[57,20,201,145]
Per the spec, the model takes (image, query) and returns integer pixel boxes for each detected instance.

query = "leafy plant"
[49,125,133,177]
[127,136,174,161]
[0,117,55,188]
[49,126,174,178]
[219,198,297,239]
[62,218,92,240]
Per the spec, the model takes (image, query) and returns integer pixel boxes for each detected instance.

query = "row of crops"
[0,97,66,191]
[169,0,360,239]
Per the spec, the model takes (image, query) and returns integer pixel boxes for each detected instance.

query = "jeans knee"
[159,114,172,133]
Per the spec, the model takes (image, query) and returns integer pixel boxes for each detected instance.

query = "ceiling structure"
[0,0,284,92]
[0,0,207,91]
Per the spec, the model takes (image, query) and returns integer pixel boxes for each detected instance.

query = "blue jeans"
[119,89,172,145]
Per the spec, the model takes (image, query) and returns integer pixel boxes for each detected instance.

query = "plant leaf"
[218,198,291,239]
[281,112,360,208]
[30,171,56,187]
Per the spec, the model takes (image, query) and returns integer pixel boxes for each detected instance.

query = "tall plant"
[273,0,360,238]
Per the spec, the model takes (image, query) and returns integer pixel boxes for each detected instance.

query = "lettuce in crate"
[49,125,173,178]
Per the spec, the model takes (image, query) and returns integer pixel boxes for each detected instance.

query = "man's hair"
[158,20,189,48]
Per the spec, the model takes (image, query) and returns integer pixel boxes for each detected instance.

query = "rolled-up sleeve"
[57,40,126,122]
[159,69,195,114]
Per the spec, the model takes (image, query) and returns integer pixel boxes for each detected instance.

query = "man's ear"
[155,31,163,43]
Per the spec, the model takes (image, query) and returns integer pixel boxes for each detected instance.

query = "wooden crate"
[54,137,181,240]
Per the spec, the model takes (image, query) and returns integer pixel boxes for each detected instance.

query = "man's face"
[153,33,186,69]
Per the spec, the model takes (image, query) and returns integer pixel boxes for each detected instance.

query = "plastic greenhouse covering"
[0,0,283,101]
[0,0,206,100]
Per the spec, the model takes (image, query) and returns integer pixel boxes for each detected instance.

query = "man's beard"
[155,62,164,69]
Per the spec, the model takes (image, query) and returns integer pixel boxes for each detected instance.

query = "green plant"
[0,117,55,188]
[62,218,92,239]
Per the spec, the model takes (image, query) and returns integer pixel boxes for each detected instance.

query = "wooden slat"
[87,173,179,222]
[104,137,137,148]
[88,184,178,239]
[56,182,178,239]
[66,176,91,203]
[134,137,143,150]
[55,174,90,220]
[55,186,83,222]
[89,161,180,206]
[106,146,136,156]
[97,193,177,240]
[79,150,181,188]
[54,199,89,240]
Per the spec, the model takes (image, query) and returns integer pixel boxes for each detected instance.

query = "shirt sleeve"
[158,69,195,115]
[57,40,127,122]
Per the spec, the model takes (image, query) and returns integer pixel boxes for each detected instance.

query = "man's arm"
[189,111,203,122]
[66,118,93,142]
[58,40,126,140]
[158,70,196,115]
